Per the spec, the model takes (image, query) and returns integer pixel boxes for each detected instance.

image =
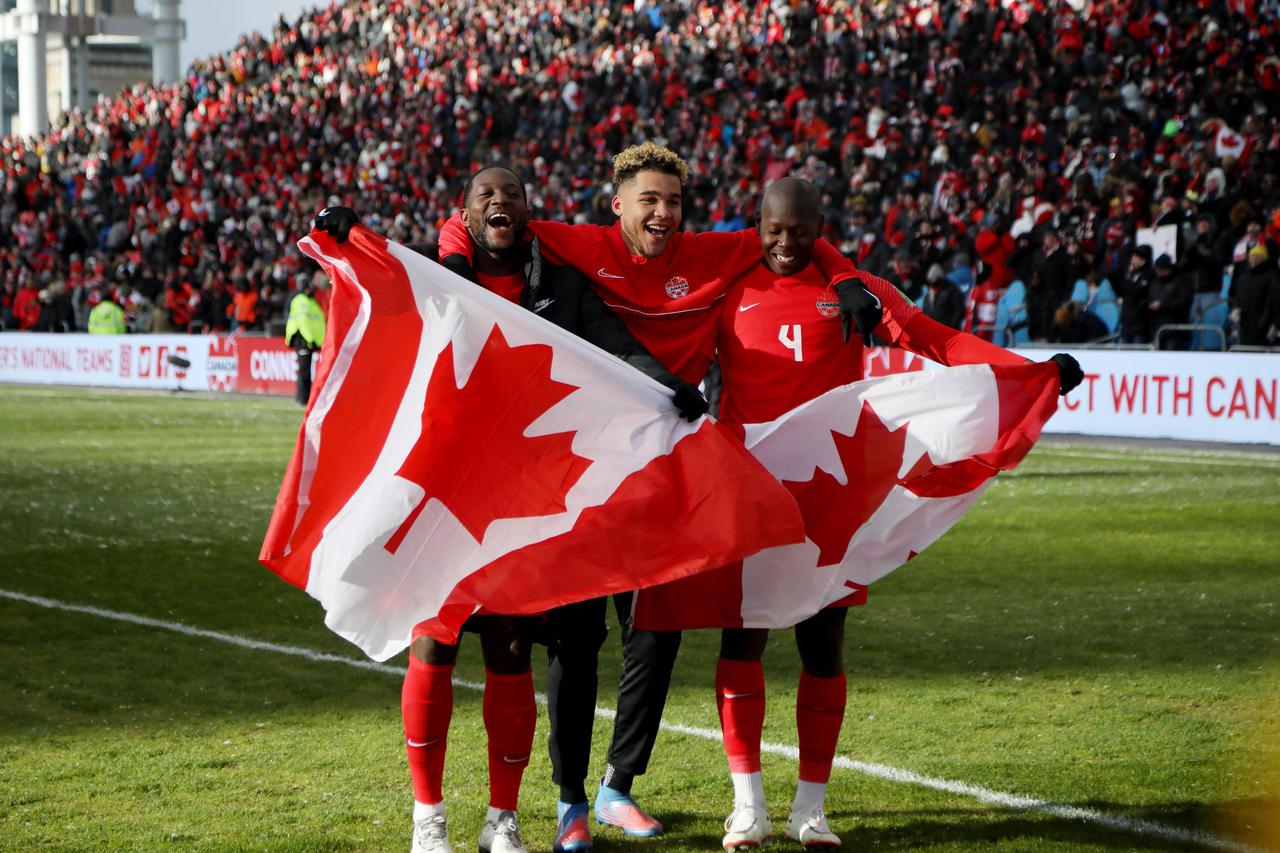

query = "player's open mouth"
[645,224,669,238]
[773,252,797,265]
[487,213,513,233]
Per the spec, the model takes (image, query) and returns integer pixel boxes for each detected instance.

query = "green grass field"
[1,384,1278,852]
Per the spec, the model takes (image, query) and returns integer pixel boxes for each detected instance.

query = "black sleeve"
[573,273,685,390]
[440,253,475,281]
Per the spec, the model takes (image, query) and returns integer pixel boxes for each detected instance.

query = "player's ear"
[611,195,623,217]
[460,208,473,229]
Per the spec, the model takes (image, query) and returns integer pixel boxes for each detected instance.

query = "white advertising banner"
[1014,348,1278,445]
[0,333,208,390]
[0,333,306,395]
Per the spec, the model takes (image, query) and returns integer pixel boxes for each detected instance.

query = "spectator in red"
[13,281,41,330]
[230,279,260,331]
[965,259,1003,341]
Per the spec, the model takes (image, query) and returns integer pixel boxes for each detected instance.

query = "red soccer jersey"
[718,265,1029,427]
[717,265,921,427]
[528,221,760,384]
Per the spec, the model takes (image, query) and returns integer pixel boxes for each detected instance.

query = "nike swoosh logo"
[501,754,530,764]
[406,738,441,748]
[721,691,760,699]
[738,303,761,312]
[533,298,555,312]
[598,268,626,279]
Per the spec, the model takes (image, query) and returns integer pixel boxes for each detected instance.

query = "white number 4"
[778,324,803,362]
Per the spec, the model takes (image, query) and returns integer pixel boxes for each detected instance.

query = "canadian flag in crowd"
[1213,123,1252,163]
[1225,0,1258,22]
[261,227,805,660]
[634,362,1060,630]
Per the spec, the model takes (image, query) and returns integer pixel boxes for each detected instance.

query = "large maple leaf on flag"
[634,362,1060,631]
[387,329,589,550]
[784,401,908,568]
[260,226,805,660]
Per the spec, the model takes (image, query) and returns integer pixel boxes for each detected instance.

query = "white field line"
[1035,448,1280,469]
[0,587,1257,853]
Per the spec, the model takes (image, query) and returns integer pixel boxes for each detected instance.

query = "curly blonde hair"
[611,141,690,189]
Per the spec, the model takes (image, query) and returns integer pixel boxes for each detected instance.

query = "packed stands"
[1,0,1277,348]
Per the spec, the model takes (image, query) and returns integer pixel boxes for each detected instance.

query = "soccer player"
[710,177,1082,850]
[314,164,707,853]
[437,143,886,851]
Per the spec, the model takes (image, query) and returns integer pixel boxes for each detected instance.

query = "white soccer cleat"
[478,809,528,853]
[784,807,840,848]
[411,813,454,853]
[722,804,773,850]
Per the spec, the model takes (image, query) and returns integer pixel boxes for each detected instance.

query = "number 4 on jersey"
[778,324,803,362]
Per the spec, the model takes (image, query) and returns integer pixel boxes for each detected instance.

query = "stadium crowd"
[0,0,1278,347]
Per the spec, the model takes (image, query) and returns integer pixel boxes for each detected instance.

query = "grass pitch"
[1,385,1277,852]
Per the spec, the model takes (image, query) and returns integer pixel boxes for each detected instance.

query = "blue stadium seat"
[1191,298,1229,350]
[1086,279,1120,338]
[999,280,1029,345]
[1069,278,1089,304]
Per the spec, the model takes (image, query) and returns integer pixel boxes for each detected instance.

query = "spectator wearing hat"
[964,259,1003,341]
[1094,221,1132,287]
[1231,244,1280,346]
[1030,230,1072,341]
[1117,245,1155,344]
[1184,213,1231,325]
[1149,253,1194,350]
[922,263,965,330]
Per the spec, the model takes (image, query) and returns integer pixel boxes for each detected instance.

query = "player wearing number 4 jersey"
[712,178,1084,851]
[436,143,877,853]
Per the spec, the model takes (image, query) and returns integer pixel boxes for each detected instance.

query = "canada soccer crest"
[816,294,841,318]
[207,336,239,392]
[664,276,690,298]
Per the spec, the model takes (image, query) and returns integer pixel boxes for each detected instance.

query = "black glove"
[314,206,359,243]
[672,381,709,422]
[835,279,883,346]
[1049,353,1083,396]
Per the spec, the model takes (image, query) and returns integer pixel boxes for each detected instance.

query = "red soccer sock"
[716,657,766,774]
[796,670,847,784]
[483,668,536,811]
[402,657,455,805]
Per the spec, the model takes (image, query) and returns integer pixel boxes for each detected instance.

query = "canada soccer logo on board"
[665,276,690,298]
[207,336,239,392]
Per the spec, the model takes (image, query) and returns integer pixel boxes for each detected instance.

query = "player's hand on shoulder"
[1048,353,1083,396]
[671,381,709,422]
[314,206,359,243]
[834,277,883,346]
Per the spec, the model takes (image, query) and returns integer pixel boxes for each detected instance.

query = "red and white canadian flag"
[634,362,1059,630]
[1213,123,1252,163]
[261,227,804,660]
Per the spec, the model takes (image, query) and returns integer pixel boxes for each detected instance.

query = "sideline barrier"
[863,346,1278,446]
[0,333,310,396]
[2,334,1275,445]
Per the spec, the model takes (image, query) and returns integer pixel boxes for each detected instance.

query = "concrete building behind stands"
[0,0,185,137]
